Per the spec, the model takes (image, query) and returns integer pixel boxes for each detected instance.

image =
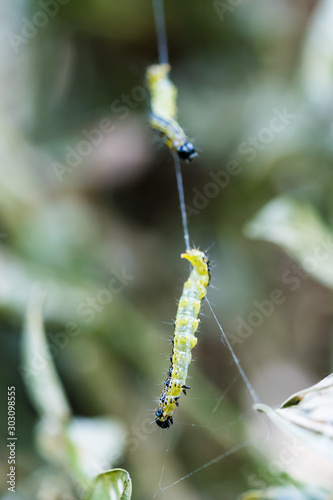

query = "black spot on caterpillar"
[155,249,210,428]
[146,63,198,162]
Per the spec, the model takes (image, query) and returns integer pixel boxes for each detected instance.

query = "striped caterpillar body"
[155,249,210,428]
[146,63,198,162]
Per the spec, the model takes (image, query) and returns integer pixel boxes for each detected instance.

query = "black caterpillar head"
[177,142,198,162]
[155,412,173,429]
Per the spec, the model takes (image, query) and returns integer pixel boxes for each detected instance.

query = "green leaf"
[254,374,333,460]
[21,285,71,421]
[84,469,132,500]
[245,196,333,288]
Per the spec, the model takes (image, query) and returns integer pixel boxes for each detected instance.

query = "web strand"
[160,441,250,490]
[173,153,190,250]
[153,0,169,64]
[206,298,261,406]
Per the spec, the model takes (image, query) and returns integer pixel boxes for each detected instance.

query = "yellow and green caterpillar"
[147,63,198,162]
[155,248,210,428]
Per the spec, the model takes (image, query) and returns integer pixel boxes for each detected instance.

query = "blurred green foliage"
[1,0,333,499]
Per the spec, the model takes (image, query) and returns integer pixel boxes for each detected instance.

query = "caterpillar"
[155,248,210,428]
[146,63,198,162]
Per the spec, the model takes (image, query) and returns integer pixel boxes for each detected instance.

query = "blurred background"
[1,0,333,499]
